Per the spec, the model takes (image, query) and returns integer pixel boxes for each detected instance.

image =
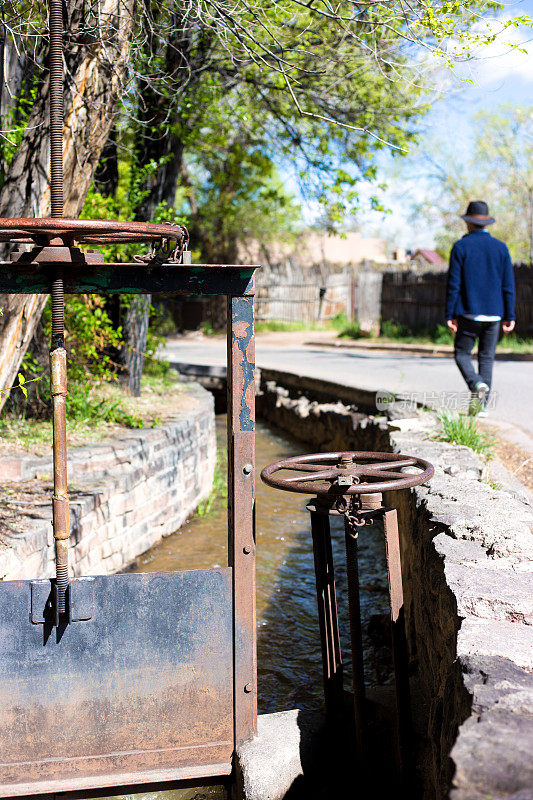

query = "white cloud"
[450,17,532,87]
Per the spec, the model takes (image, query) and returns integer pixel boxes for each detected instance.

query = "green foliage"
[56,296,121,383]
[255,320,313,333]
[201,321,217,336]
[9,296,144,428]
[329,312,350,332]
[196,448,228,518]
[182,100,303,260]
[498,334,533,353]
[337,321,371,339]
[337,319,454,344]
[435,410,494,457]
[254,316,354,333]
[82,158,187,263]
[65,384,143,428]
[409,105,533,263]
[0,74,38,186]
[379,320,454,344]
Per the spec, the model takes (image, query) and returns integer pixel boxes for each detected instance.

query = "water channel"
[99,418,393,800]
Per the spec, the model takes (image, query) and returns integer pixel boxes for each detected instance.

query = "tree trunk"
[0,0,136,410]
[94,127,119,198]
[120,295,151,396]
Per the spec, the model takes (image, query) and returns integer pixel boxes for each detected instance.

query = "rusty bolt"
[243,463,253,476]
[243,545,252,554]
[244,683,252,693]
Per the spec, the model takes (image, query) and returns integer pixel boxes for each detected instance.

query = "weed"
[435,410,495,457]
[66,385,143,428]
[201,321,217,336]
[196,448,228,517]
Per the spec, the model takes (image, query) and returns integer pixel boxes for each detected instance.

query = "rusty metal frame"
[227,294,257,745]
[0,264,258,796]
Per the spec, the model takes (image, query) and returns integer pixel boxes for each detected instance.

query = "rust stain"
[233,320,250,339]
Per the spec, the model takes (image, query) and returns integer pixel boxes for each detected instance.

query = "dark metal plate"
[0,569,233,795]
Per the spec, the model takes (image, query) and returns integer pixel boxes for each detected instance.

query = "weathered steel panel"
[0,263,256,297]
[0,569,233,796]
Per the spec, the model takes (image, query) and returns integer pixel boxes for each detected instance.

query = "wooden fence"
[254,262,533,335]
[381,266,533,334]
[255,265,351,323]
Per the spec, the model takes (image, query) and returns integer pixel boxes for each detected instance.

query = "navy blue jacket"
[445,229,515,321]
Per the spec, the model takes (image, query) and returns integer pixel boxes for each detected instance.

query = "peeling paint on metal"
[232,299,255,432]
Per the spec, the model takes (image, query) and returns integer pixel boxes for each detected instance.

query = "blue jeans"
[454,317,500,392]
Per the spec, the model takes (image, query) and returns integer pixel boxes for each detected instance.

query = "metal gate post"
[227,292,257,745]
[382,506,411,772]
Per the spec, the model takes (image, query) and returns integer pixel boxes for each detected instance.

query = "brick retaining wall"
[0,382,216,580]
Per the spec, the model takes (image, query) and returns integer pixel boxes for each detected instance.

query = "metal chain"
[335,496,373,534]
[133,224,190,264]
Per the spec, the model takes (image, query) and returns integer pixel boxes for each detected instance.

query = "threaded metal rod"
[51,275,64,349]
[49,0,68,615]
[49,0,63,218]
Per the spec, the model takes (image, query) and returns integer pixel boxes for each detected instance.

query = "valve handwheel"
[260,450,434,495]
[0,217,188,248]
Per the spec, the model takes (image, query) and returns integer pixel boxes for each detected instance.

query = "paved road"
[164,336,533,440]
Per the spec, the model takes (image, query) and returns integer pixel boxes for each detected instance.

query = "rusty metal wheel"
[260,451,434,495]
[0,217,188,248]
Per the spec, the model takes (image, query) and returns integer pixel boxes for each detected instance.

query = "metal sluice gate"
[0,2,257,795]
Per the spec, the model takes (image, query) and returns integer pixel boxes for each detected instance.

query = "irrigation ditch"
[179,364,533,800]
[260,371,533,800]
[0,367,531,800]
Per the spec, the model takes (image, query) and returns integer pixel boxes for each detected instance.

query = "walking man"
[446,200,516,416]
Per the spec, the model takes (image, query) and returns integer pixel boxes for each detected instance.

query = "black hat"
[461,200,495,226]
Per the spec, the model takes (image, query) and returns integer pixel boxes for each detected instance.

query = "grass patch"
[255,320,317,333]
[196,447,227,517]
[0,367,189,454]
[338,318,533,353]
[435,410,495,457]
[497,333,533,353]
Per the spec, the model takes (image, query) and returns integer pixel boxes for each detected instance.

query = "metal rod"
[49,0,63,218]
[310,508,343,717]
[49,0,69,614]
[50,345,69,613]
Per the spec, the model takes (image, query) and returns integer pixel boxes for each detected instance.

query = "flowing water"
[97,419,391,800]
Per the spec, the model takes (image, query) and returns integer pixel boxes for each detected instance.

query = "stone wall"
[259,377,533,800]
[0,383,216,580]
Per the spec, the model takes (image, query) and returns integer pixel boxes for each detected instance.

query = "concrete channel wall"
[0,383,216,580]
[257,374,533,800]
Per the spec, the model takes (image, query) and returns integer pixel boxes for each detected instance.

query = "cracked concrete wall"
[0,383,216,580]
[259,377,533,800]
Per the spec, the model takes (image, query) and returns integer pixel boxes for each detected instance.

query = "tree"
[409,106,533,262]
[1,0,530,398]
[0,0,136,410]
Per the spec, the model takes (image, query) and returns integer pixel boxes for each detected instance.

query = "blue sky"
[326,0,533,251]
